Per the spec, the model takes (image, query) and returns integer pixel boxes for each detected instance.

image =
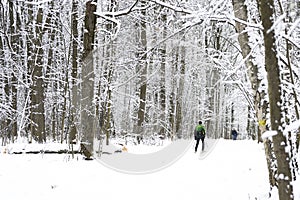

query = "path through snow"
[0,139,299,200]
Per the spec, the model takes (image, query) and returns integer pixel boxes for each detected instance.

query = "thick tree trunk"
[81,0,97,159]
[258,0,294,199]
[30,7,45,143]
[26,1,34,143]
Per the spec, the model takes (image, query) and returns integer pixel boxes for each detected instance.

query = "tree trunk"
[168,91,175,138]
[0,22,5,145]
[69,0,79,145]
[158,3,167,136]
[204,24,223,139]
[136,0,148,135]
[175,42,186,138]
[30,7,45,143]
[80,0,97,159]
[9,1,18,142]
[257,0,294,199]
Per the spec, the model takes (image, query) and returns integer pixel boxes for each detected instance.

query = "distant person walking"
[231,129,238,140]
[194,121,206,153]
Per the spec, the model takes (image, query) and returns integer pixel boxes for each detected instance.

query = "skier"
[194,121,206,153]
[231,129,238,140]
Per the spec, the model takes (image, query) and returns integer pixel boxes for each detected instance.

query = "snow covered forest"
[0,0,300,199]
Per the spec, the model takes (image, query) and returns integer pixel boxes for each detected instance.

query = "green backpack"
[195,125,205,139]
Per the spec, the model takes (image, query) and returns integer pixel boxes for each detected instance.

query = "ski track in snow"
[0,139,299,200]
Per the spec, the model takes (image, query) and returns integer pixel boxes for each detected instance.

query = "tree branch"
[94,0,143,18]
[148,0,193,14]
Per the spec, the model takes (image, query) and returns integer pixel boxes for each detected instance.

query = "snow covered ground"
[0,139,299,200]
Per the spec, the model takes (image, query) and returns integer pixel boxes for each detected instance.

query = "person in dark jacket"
[231,129,238,140]
[194,121,206,153]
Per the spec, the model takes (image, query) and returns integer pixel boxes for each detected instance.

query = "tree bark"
[136,0,148,135]
[8,1,18,142]
[257,0,294,199]
[30,7,46,143]
[81,0,97,158]
[175,42,186,138]
[157,2,167,136]
[69,0,79,145]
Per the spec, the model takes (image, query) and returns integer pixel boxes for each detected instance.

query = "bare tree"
[69,0,80,148]
[80,0,97,158]
[136,0,148,136]
[8,1,18,142]
[29,7,46,143]
[257,0,294,199]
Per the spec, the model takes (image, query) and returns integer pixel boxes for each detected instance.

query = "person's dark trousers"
[232,134,237,140]
[201,138,205,151]
[195,138,205,152]
[195,139,200,152]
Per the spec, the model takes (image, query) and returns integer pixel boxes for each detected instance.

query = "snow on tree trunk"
[8,1,18,143]
[231,0,275,188]
[158,7,167,136]
[257,0,294,199]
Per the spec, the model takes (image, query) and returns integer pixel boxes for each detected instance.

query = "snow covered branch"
[148,0,193,14]
[94,0,141,18]
[24,0,52,6]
